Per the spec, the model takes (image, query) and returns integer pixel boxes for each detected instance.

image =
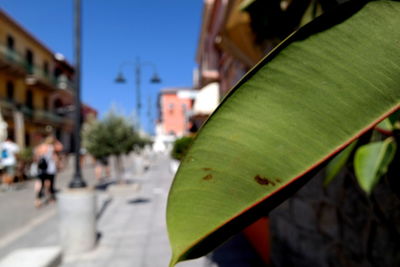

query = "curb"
[0,246,62,267]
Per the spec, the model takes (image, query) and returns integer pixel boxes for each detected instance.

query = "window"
[26,89,33,108]
[43,61,49,77]
[6,35,14,50]
[54,67,62,78]
[7,129,15,143]
[25,133,30,147]
[168,103,174,114]
[6,81,14,101]
[25,49,34,74]
[43,96,49,111]
[55,128,62,141]
[6,35,15,61]
[54,98,64,115]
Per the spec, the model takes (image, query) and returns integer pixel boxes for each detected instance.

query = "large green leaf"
[354,137,397,195]
[167,1,400,265]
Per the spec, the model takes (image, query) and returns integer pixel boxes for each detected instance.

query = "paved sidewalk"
[0,152,263,267]
[61,153,207,267]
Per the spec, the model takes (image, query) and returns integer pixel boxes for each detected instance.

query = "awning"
[193,82,220,115]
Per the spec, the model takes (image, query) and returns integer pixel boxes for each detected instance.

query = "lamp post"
[69,0,86,188]
[58,0,96,255]
[115,58,161,129]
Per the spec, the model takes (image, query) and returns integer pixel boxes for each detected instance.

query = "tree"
[171,136,194,161]
[166,0,400,266]
[83,111,139,181]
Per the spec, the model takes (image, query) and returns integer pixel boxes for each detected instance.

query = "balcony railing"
[0,44,74,91]
[55,74,75,90]
[0,99,15,109]
[34,109,64,123]
[21,105,34,118]
[0,100,73,125]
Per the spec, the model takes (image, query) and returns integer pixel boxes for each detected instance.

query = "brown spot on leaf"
[202,167,212,171]
[254,175,275,186]
[203,174,213,181]
[276,178,282,183]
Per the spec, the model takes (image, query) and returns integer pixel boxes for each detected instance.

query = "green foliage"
[354,137,397,195]
[134,136,153,150]
[166,1,400,266]
[17,147,33,162]
[171,136,194,161]
[82,111,139,159]
[324,141,357,186]
[326,116,399,194]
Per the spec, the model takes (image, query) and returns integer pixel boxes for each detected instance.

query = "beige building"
[0,9,94,151]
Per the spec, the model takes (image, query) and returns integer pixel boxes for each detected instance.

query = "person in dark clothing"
[34,135,63,208]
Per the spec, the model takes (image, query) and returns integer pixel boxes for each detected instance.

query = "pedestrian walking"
[0,137,20,190]
[34,135,63,208]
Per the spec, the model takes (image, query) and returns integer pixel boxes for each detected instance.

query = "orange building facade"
[158,88,195,138]
[0,9,96,151]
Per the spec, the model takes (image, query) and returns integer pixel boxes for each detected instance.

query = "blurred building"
[153,88,196,152]
[0,10,96,151]
[193,0,335,126]
[192,0,262,128]
[157,87,196,137]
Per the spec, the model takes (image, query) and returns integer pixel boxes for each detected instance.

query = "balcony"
[55,74,75,91]
[0,101,34,119]
[0,99,15,109]
[21,105,34,118]
[0,99,16,118]
[34,109,74,126]
[0,100,73,126]
[0,44,74,91]
[0,45,26,76]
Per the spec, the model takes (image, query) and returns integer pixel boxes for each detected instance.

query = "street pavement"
[0,155,99,260]
[0,156,98,256]
[0,152,263,267]
[61,153,207,267]
[0,153,209,266]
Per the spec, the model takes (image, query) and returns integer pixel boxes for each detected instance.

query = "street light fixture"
[115,58,161,128]
[150,73,161,84]
[114,72,126,84]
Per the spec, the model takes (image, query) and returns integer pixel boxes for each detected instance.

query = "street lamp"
[115,58,161,128]
[69,0,86,188]
[58,0,96,255]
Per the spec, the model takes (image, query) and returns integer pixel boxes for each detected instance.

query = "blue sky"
[1,0,203,134]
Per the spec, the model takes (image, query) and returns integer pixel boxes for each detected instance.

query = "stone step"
[0,246,61,267]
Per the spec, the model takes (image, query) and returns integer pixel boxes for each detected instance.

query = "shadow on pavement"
[127,198,151,205]
[94,181,116,191]
[96,198,112,220]
[96,231,102,244]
